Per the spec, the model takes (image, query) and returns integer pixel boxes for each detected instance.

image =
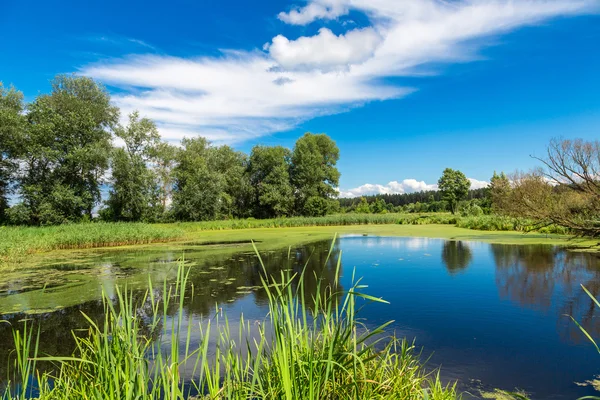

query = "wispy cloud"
[81,0,598,144]
[85,34,158,52]
[338,177,489,198]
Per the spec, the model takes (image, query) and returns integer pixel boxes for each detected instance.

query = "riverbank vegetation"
[2,259,457,399]
[1,213,580,265]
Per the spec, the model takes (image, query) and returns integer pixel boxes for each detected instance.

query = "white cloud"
[338,179,438,198]
[338,177,489,198]
[81,0,598,143]
[278,0,348,25]
[468,177,490,190]
[267,27,382,70]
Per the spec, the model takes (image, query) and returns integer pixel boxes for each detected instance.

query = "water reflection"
[441,240,473,275]
[491,244,600,342]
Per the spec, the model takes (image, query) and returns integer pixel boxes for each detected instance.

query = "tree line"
[338,188,488,208]
[339,169,490,215]
[0,75,340,226]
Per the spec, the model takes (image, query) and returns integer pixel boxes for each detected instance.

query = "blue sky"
[1,0,600,196]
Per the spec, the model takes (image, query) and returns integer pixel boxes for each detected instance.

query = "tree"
[104,112,161,222]
[171,137,223,221]
[504,138,600,237]
[438,168,471,214]
[153,142,179,212]
[18,75,118,224]
[488,171,511,213]
[355,197,370,213]
[210,145,252,219]
[290,133,340,215]
[370,198,387,214]
[247,145,294,219]
[0,83,25,223]
[441,240,472,274]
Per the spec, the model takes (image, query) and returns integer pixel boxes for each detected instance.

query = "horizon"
[2,0,599,196]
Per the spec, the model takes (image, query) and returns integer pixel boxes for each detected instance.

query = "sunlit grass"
[0,222,184,263]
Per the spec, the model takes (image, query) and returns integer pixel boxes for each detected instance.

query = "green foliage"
[3,256,457,400]
[489,171,511,213]
[290,133,340,215]
[171,137,223,221]
[248,145,294,218]
[17,75,119,225]
[438,168,471,214]
[370,198,388,214]
[5,203,31,226]
[355,197,371,213]
[104,112,162,222]
[458,200,484,217]
[302,196,333,217]
[0,83,25,223]
[212,145,253,218]
[152,142,179,212]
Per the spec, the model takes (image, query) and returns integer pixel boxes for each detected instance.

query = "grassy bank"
[1,213,595,265]
[2,258,457,399]
[0,223,184,263]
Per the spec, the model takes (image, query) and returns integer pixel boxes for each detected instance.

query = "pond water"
[1,236,600,399]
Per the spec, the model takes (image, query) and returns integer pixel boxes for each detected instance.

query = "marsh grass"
[172,213,454,232]
[2,244,457,399]
[0,223,184,263]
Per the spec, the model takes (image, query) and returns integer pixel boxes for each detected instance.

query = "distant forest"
[338,188,488,207]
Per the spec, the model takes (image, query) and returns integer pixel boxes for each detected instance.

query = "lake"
[1,235,600,399]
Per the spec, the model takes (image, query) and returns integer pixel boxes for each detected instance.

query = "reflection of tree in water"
[441,241,472,274]
[0,239,343,382]
[492,244,558,310]
[491,244,600,343]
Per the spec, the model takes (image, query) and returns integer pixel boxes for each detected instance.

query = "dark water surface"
[1,236,600,399]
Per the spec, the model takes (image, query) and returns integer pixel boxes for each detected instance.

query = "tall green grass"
[455,215,569,234]
[0,222,184,263]
[2,249,457,399]
[176,213,458,231]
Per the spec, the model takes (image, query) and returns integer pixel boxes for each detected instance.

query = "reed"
[0,222,184,263]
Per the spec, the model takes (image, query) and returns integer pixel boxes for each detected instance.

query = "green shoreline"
[9,223,597,271]
[1,224,597,315]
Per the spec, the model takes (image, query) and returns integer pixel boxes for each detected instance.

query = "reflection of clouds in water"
[342,236,437,251]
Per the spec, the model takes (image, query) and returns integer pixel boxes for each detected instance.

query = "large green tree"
[290,133,340,215]
[488,171,511,214]
[104,111,161,222]
[437,168,471,214]
[171,137,223,221]
[18,75,118,225]
[0,83,25,223]
[210,145,252,219]
[153,142,179,212]
[248,145,294,219]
